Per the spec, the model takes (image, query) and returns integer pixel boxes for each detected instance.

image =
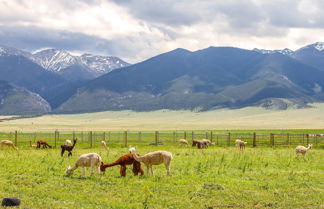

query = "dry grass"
[1,103,324,131]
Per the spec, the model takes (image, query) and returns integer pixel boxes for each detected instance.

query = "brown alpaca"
[192,140,208,149]
[100,153,144,177]
[0,140,18,150]
[61,139,77,157]
[37,140,52,149]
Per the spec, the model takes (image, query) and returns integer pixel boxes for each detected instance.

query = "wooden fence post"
[287,133,290,147]
[191,131,194,141]
[210,131,213,142]
[270,133,274,147]
[227,133,231,146]
[155,131,159,145]
[14,131,18,146]
[184,131,187,140]
[89,131,93,148]
[253,132,256,147]
[103,132,106,141]
[306,134,309,145]
[124,131,128,147]
[54,130,57,148]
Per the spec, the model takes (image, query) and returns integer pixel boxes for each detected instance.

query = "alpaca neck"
[131,152,143,162]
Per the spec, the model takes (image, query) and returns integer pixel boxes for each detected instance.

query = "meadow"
[2,103,324,131]
[0,145,323,209]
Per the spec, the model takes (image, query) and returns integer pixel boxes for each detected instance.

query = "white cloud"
[1,0,324,62]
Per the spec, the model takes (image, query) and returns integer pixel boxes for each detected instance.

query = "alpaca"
[192,139,208,149]
[66,153,102,177]
[100,153,144,176]
[179,139,189,146]
[201,139,214,145]
[235,140,247,150]
[29,141,37,148]
[129,147,173,176]
[65,140,72,146]
[296,144,313,158]
[36,140,52,148]
[101,141,108,150]
[0,140,18,150]
[61,138,77,157]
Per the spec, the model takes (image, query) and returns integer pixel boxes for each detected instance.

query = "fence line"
[0,131,323,149]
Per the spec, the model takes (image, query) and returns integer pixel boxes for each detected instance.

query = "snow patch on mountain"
[253,48,294,56]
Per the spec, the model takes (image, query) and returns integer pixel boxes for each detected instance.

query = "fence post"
[124,131,128,147]
[191,131,194,141]
[54,130,57,148]
[227,133,231,146]
[253,132,256,147]
[210,131,213,142]
[89,131,93,148]
[306,134,309,145]
[287,133,290,147]
[270,133,274,147]
[138,131,142,142]
[184,131,187,140]
[57,131,60,146]
[14,130,18,146]
[103,132,106,141]
[155,131,159,145]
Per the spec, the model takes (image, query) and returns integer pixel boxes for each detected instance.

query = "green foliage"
[0,147,323,208]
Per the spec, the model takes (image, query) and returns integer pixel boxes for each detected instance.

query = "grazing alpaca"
[61,138,77,157]
[29,141,37,148]
[66,153,102,177]
[201,139,214,145]
[65,140,72,146]
[101,141,108,150]
[129,147,173,176]
[36,140,52,149]
[0,140,18,150]
[296,144,313,158]
[235,140,247,150]
[100,153,144,176]
[179,139,189,146]
[192,139,208,149]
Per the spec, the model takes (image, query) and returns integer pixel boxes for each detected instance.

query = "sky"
[0,0,324,63]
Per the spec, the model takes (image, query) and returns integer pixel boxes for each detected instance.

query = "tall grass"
[0,146,323,208]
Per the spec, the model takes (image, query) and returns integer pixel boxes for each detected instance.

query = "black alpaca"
[61,138,77,157]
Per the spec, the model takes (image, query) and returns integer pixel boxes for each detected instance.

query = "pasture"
[0,145,323,208]
[2,103,324,131]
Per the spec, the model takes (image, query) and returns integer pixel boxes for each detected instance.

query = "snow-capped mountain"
[0,45,33,58]
[33,49,81,72]
[32,49,130,77]
[80,54,129,76]
[253,48,294,56]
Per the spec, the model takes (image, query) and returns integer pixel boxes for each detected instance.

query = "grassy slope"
[2,103,324,131]
[0,146,323,209]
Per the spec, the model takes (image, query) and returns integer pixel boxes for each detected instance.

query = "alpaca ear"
[67,165,71,169]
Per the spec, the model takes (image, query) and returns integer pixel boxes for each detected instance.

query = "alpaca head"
[66,165,73,175]
[129,147,136,154]
[100,162,106,172]
[244,142,247,145]
[308,144,313,149]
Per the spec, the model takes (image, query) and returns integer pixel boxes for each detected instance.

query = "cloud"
[0,0,324,62]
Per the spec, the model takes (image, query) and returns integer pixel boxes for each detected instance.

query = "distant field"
[2,103,324,131]
[0,146,323,209]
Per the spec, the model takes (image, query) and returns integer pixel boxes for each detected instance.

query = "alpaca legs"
[150,166,154,176]
[120,165,127,176]
[81,167,86,177]
[146,165,150,176]
[68,151,72,157]
[165,162,171,176]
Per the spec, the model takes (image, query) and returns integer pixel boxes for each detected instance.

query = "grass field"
[0,146,323,208]
[2,103,324,131]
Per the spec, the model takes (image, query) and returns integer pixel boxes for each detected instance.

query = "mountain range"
[1,42,324,114]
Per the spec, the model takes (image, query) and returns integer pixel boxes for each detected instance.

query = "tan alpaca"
[129,147,173,176]
[65,140,72,146]
[0,140,18,150]
[201,139,214,145]
[179,139,189,146]
[235,140,247,150]
[66,153,102,177]
[29,141,37,148]
[100,141,108,150]
[296,144,312,158]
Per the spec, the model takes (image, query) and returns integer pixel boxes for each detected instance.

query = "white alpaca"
[65,140,72,146]
[235,140,247,150]
[0,140,18,150]
[296,144,312,158]
[100,141,108,150]
[201,139,214,145]
[179,139,189,146]
[129,147,173,176]
[66,153,102,177]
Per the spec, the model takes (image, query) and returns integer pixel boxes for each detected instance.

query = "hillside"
[57,47,324,113]
[0,81,51,115]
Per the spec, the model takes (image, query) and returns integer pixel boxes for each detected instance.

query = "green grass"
[0,146,323,208]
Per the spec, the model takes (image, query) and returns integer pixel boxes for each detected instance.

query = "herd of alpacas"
[0,138,314,177]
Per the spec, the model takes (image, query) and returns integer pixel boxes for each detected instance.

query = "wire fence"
[0,131,323,149]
